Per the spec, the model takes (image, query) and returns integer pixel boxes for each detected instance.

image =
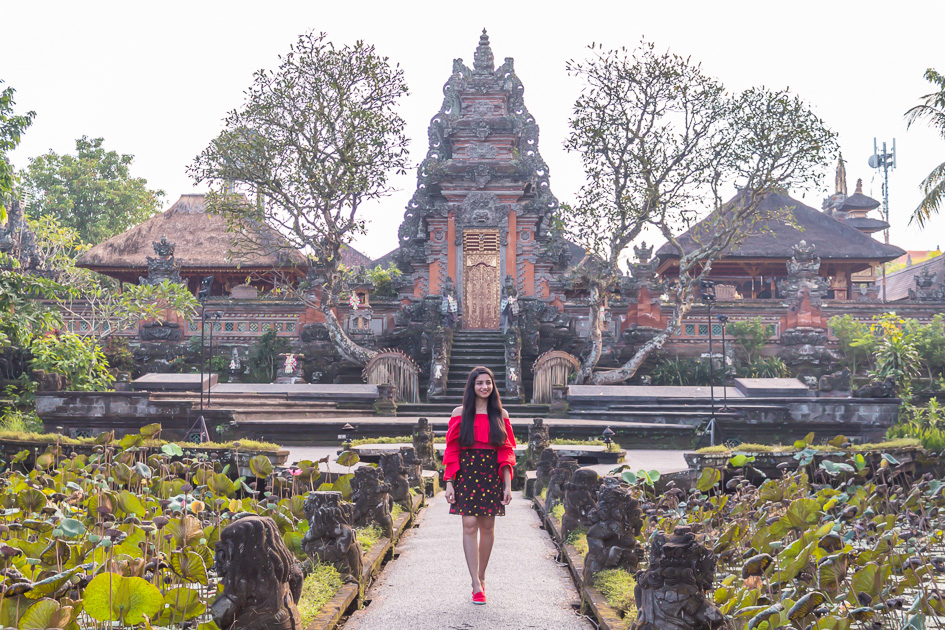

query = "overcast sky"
[3,0,943,259]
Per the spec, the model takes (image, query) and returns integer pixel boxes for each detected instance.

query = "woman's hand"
[445,481,455,504]
[502,485,512,505]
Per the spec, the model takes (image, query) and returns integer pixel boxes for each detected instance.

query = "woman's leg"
[462,515,483,593]
[476,515,496,588]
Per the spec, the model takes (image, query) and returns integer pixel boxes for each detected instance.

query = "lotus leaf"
[118,490,146,517]
[336,451,360,468]
[12,450,29,464]
[621,470,637,485]
[83,572,163,626]
[158,586,206,624]
[249,455,273,478]
[788,591,825,620]
[34,451,55,471]
[333,473,354,500]
[745,603,783,629]
[171,550,208,585]
[161,443,184,457]
[729,454,755,468]
[24,568,78,600]
[696,467,722,492]
[140,423,162,437]
[166,515,204,549]
[17,489,46,514]
[16,597,74,630]
[132,462,152,481]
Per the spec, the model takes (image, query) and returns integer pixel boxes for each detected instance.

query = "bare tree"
[564,42,837,384]
[189,32,410,365]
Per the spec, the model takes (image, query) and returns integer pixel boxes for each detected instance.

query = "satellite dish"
[868,154,880,169]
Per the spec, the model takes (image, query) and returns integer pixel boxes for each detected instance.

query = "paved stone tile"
[344,492,593,630]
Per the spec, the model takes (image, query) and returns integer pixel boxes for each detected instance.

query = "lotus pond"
[636,448,945,629]
[0,424,367,629]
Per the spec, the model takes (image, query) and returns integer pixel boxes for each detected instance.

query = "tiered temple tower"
[396,30,569,329]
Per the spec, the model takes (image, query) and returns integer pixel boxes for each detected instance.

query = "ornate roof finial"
[473,28,494,75]
[855,178,863,195]
[835,154,847,196]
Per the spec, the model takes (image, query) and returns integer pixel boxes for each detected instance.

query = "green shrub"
[593,569,638,624]
[551,504,565,521]
[566,527,588,556]
[247,329,290,382]
[0,409,43,433]
[298,563,344,627]
[355,523,383,553]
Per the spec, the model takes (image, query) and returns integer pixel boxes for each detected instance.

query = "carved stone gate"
[463,229,500,329]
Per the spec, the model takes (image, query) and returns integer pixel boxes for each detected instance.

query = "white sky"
[3,0,944,259]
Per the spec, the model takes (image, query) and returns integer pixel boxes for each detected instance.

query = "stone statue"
[139,235,183,286]
[777,241,830,306]
[350,466,393,538]
[545,460,578,514]
[908,266,945,302]
[561,468,602,540]
[854,376,897,398]
[631,526,733,630]
[412,418,436,470]
[500,274,520,332]
[210,515,303,630]
[583,478,644,582]
[517,418,551,484]
[301,492,363,579]
[400,446,424,490]
[534,448,559,498]
[818,368,851,393]
[380,452,411,511]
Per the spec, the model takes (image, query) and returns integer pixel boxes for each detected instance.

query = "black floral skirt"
[450,449,505,517]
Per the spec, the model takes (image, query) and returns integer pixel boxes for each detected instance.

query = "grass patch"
[351,436,446,446]
[694,437,921,455]
[551,503,564,521]
[355,523,383,553]
[298,563,343,627]
[391,502,404,519]
[566,527,588,556]
[539,487,547,500]
[550,437,621,452]
[593,568,638,625]
[0,429,281,452]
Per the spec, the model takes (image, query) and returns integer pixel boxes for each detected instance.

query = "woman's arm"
[496,413,516,486]
[442,409,463,482]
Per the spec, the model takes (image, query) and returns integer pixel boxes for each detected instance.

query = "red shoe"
[472,590,487,605]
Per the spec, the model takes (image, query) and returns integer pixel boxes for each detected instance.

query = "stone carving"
[300,323,330,343]
[32,369,67,392]
[210,515,303,630]
[908,266,945,302]
[468,142,498,159]
[631,525,732,630]
[400,446,424,490]
[584,478,644,582]
[301,492,363,579]
[459,192,503,228]
[138,321,182,341]
[545,460,578,514]
[854,376,897,398]
[500,274,520,332]
[818,368,851,393]
[472,29,494,74]
[561,468,602,540]
[777,241,830,306]
[380,452,411,510]
[534,447,559,497]
[466,163,497,188]
[350,466,393,537]
[139,235,183,286]
[412,417,436,470]
[622,241,664,294]
[503,326,525,402]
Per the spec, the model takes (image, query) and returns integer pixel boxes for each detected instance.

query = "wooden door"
[463,230,500,329]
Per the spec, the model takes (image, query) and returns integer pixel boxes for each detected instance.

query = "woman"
[443,366,516,605]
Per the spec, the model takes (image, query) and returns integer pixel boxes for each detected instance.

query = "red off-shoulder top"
[442,413,516,482]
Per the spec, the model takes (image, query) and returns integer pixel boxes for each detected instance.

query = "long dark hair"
[460,366,507,447]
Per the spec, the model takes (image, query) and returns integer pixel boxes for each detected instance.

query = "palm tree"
[905,68,945,228]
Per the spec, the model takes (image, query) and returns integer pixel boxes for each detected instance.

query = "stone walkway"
[344,491,593,630]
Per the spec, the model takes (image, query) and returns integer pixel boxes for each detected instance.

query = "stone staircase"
[444,329,506,401]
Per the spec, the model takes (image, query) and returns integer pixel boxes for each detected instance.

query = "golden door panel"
[463,230,500,329]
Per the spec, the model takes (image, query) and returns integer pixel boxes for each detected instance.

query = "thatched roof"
[656,191,904,263]
[77,194,307,271]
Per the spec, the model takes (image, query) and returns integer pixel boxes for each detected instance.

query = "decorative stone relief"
[583,478,644,582]
[379,452,412,510]
[561,468,602,540]
[350,466,393,538]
